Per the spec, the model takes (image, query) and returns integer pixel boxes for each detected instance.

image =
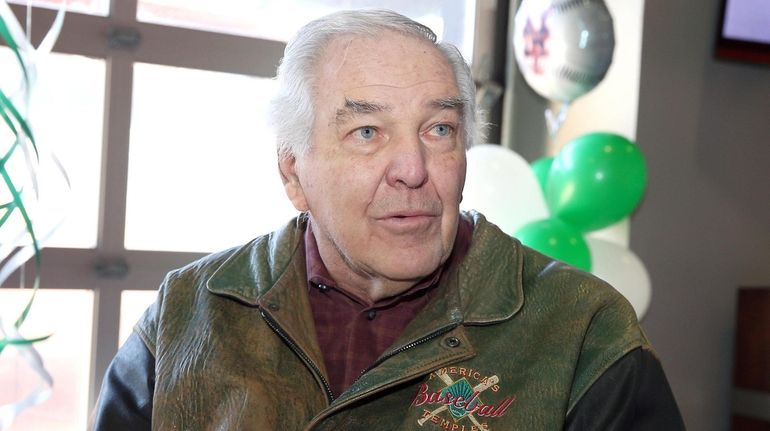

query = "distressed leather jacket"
[92,212,685,430]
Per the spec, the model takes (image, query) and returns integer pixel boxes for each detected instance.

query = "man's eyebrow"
[335,98,392,124]
[430,96,465,111]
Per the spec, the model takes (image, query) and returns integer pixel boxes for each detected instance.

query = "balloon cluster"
[462,134,651,318]
[490,0,652,318]
[516,132,646,265]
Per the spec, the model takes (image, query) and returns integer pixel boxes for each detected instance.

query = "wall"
[635,0,770,429]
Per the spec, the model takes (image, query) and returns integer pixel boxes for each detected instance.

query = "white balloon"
[587,237,651,320]
[587,217,630,248]
[513,0,615,103]
[462,144,549,236]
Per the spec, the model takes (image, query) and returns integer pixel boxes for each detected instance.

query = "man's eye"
[431,124,453,137]
[356,126,376,140]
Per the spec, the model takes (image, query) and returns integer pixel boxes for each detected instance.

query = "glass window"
[124,63,298,253]
[137,0,477,59]
[0,289,94,431]
[119,290,157,348]
[6,0,110,16]
[0,49,105,249]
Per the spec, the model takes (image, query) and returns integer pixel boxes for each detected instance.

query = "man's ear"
[278,154,309,212]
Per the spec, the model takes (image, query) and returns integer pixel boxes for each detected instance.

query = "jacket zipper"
[260,309,334,403]
[304,323,460,430]
[359,323,457,376]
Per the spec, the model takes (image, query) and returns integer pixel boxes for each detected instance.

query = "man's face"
[280,31,467,288]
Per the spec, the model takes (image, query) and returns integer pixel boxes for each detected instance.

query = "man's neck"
[304,221,421,305]
[304,215,473,306]
[329,271,420,306]
[315,236,434,305]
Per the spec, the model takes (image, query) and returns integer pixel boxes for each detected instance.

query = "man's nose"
[385,133,429,189]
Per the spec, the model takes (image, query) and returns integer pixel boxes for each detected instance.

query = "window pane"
[6,0,109,16]
[0,49,105,249]
[137,0,477,59]
[125,63,298,253]
[0,289,94,431]
[119,290,157,348]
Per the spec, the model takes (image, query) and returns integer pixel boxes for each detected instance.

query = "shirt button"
[367,310,377,320]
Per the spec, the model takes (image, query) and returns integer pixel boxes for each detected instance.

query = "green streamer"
[13,277,41,331]
[0,28,42,348]
[0,333,51,353]
[0,200,17,227]
[0,96,20,137]
[0,87,37,156]
[0,3,66,427]
[0,13,29,89]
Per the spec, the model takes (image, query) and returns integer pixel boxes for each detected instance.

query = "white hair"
[269,9,482,159]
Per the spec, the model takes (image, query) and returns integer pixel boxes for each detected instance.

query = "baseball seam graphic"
[557,66,609,86]
[552,0,606,13]
[514,0,615,101]
[549,0,614,88]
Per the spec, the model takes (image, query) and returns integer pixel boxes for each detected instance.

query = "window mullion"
[89,47,135,412]
[133,21,286,77]
[110,0,139,25]
[97,52,133,255]
[88,277,122,412]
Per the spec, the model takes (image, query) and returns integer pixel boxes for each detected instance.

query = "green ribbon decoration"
[0,1,68,428]
[0,333,51,354]
[0,10,30,92]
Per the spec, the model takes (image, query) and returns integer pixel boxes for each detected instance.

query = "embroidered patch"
[441,378,476,419]
[411,367,516,430]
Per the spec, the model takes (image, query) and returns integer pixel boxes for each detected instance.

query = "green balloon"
[546,133,647,232]
[514,218,591,271]
[531,156,554,194]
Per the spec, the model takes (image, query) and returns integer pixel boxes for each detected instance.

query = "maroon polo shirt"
[305,215,473,398]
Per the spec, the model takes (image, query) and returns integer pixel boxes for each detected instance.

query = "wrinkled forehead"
[314,30,458,93]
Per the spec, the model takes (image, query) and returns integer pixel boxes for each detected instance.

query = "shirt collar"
[205,211,524,326]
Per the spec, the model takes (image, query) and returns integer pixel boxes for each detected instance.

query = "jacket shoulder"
[491,229,650,414]
[518,246,650,413]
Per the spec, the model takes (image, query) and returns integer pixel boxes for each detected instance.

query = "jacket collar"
[457,211,525,324]
[205,213,309,306]
[206,211,524,325]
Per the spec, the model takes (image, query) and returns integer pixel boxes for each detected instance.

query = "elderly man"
[92,9,684,430]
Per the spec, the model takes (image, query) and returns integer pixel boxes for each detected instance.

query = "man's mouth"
[382,211,437,219]
[375,211,439,232]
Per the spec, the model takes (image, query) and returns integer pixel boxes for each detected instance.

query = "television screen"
[715,0,770,65]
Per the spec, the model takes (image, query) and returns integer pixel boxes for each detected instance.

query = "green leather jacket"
[127,212,657,430]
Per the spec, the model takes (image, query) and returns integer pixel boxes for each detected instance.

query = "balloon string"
[545,103,570,141]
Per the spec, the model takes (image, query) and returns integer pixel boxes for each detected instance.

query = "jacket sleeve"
[564,347,686,430]
[90,332,155,431]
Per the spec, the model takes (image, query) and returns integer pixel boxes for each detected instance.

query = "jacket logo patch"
[411,368,516,430]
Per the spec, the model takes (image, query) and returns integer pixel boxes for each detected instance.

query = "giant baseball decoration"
[513,0,615,103]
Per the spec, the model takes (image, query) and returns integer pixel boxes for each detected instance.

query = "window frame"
[4,0,284,412]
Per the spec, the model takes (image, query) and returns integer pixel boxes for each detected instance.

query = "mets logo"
[411,367,516,430]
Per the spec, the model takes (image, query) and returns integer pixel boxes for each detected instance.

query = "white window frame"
[7,0,284,411]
